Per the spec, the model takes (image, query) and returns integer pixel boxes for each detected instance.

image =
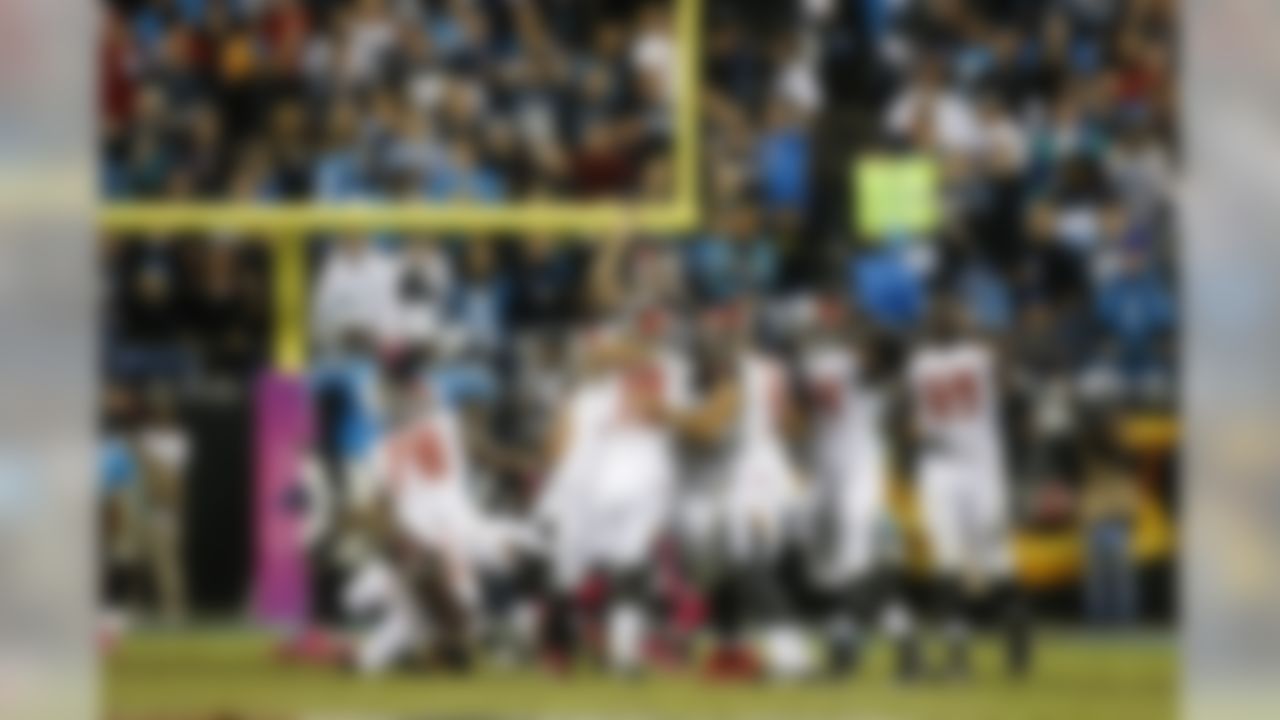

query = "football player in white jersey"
[603,307,692,674]
[667,299,812,681]
[537,224,692,675]
[905,293,1031,679]
[344,350,495,674]
[796,295,919,680]
[535,311,691,675]
[533,322,625,669]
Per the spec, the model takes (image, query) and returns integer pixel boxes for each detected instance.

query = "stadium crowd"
[99,0,1178,665]
[102,0,678,201]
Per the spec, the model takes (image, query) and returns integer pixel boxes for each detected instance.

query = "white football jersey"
[604,348,691,447]
[736,351,789,448]
[710,350,803,558]
[907,339,1002,457]
[591,347,691,504]
[368,409,476,548]
[801,342,882,480]
[537,377,615,521]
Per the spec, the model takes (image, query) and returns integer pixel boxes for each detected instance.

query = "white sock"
[355,611,419,676]
[607,603,646,673]
[510,600,539,654]
[345,559,423,676]
[881,600,914,642]
[342,559,396,617]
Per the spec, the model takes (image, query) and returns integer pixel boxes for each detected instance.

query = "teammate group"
[316,237,1033,684]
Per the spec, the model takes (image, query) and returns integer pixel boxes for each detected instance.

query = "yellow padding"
[892,480,1175,588]
[1119,414,1178,453]
[100,201,699,234]
[1013,491,1176,588]
[271,237,306,373]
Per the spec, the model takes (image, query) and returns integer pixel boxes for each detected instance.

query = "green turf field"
[107,630,1176,720]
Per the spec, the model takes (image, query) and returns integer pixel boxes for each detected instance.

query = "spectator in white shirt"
[392,235,454,347]
[884,57,980,156]
[1105,123,1175,227]
[631,3,676,103]
[311,234,400,352]
[135,385,191,625]
[773,31,824,118]
[974,91,1029,173]
[339,0,398,87]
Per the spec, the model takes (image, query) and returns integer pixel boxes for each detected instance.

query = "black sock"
[714,573,744,647]
[993,578,1033,677]
[543,592,577,659]
[934,575,971,677]
[824,588,858,675]
[828,574,883,675]
[877,567,922,681]
[742,558,789,626]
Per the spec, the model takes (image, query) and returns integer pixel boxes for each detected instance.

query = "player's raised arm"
[671,377,741,446]
[461,404,535,478]
[342,441,396,549]
[665,354,741,446]
[587,218,635,318]
[534,388,590,527]
[542,398,574,475]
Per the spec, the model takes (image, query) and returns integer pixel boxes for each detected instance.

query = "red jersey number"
[922,371,980,423]
[390,427,449,484]
[813,377,844,415]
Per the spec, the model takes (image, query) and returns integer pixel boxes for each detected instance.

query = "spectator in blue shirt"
[850,242,926,331]
[428,356,500,411]
[1095,252,1174,390]
[309,337,383,465]
[757,99,812,216]
[450,241,509,355]
[100,436,139,496]
[425,140,507,203]
[314,101,369,201]
[685,203,780,305]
